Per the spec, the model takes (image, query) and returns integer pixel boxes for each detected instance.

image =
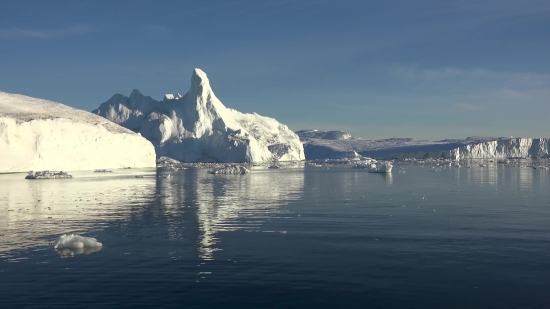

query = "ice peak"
[190,68,212,97]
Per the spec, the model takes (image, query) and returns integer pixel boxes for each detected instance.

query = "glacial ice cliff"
[0,91,156,173]
[297,130,549,160]
[392,138,550,160]
[93,68,305,163]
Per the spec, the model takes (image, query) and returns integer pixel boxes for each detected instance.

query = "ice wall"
[390,138,550,160]
[297,129,548,160]
[0,92,156,173]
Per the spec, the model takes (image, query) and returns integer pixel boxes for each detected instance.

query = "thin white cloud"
[388,65,550,84]
[0,24,99,40]
[388,65,550,107]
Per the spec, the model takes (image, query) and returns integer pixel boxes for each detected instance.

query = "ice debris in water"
[208,164,250,175]
[53,234,103,249]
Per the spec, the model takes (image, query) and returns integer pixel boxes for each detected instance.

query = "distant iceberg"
[367,163,393,173]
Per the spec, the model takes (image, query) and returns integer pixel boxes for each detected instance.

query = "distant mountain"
[295,130,352,140]
[93,68,304,163]
[0,91,156,173]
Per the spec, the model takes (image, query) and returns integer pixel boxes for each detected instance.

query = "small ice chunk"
[53,234,103,249]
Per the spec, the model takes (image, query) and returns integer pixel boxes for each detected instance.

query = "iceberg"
[92,68,305,163]
[0,91,156,173]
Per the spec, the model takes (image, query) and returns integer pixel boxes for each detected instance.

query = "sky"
[0,0,549,140]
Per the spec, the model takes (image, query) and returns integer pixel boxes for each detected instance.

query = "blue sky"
[1,0,549,140]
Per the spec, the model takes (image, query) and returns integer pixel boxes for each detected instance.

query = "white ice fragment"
[53,234,103,250]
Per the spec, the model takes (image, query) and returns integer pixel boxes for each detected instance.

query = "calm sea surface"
[1,163,549,308]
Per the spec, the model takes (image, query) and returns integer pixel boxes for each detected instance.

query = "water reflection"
[385,173,393,185]
[0,164,547,265]
[0,170,156,257]
[449,160,550,196]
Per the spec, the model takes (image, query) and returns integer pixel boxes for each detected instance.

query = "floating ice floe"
[25,170,72,179]
[208,164,250,175]
[53,234,103,250]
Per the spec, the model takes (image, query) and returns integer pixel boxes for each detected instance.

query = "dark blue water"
[1,164,549,308]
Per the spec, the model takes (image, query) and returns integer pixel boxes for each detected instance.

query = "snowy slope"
[0,91,156,173]
[93,68,304,163]
[298,130,549,160]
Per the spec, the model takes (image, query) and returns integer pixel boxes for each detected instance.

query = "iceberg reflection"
[155,168,304,260]
[196,169,304,259]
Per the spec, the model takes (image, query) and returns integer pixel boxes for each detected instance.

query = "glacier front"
[297,130,549,160]
[92,68,305,163]
[0,91,156,173]
[391,138,550,160]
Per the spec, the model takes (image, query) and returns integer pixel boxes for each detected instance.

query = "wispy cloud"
[466,88,550,102]
[388,65,550,84]
[388,64,550,113]
[0,24,99,40]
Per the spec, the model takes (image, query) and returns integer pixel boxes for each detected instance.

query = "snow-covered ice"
[0,91,156,173]
[93,68,305,163]
[53,234,103,250]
